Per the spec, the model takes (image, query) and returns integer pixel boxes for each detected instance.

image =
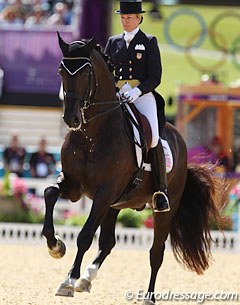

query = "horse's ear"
[57,31,69,56]
[84,35,97,55]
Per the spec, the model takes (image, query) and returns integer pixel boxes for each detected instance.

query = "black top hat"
[115,0,145,14]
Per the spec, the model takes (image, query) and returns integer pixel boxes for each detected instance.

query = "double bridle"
[61,56,122,125]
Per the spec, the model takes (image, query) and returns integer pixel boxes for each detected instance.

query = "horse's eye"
[86,71,91,77]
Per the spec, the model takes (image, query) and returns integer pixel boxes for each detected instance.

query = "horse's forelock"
[67,41,91,58]
[65,37,96,59]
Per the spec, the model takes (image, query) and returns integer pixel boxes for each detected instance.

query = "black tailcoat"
[105,29,162,95]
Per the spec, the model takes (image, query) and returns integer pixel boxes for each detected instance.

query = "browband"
[61,57,91,75]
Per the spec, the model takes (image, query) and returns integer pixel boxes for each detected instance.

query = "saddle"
[126,103,152,155]
[112,100,173,206]
[125,90,166,149]
[124,99,173,172]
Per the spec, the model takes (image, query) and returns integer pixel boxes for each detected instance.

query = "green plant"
[0,210,44,223]
[0,171,12,197]
[117,208,152,228]
[64,214,87,226]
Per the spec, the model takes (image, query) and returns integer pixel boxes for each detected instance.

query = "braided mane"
[95,44,115,74]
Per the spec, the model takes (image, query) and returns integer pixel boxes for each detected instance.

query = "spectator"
[47,2,71,25]
[0,0,74,25]
[188,136,230,173]
[3,134,26,177]
[0,5,24,24]
[25,4,48,26]
[207,136,230,171]
[29,137,56,178]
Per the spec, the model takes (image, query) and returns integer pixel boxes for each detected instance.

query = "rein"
[83,103,122,124]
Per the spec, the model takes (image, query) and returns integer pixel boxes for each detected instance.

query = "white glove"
[119,82,132,95]
[123,87,142,103]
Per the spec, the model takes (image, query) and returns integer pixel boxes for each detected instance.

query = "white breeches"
[133,92,159,148]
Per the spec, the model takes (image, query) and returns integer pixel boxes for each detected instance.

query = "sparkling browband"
[61,57,91,75]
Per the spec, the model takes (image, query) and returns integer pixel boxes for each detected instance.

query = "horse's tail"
[170,165,221,275]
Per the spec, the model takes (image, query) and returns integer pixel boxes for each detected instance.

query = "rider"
[105,0,170,212]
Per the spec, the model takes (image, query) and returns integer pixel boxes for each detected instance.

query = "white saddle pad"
[125,104,173,173]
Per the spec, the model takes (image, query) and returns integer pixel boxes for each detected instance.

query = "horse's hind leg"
[42,172,66,258]
[75,208,120,292]
[144,211,172,305]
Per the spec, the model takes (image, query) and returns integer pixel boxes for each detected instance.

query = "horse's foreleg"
[42,173,65,258]
[56,189,112,297]
[75,208,120,293]
[144,212,171,305]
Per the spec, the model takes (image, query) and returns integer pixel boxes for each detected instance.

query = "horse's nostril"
[73,117,80,126]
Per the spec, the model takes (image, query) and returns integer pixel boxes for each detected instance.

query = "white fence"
[0,178,239,252]
[0,223,239,252]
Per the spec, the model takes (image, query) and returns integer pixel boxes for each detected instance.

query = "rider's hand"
[123,87,142,103]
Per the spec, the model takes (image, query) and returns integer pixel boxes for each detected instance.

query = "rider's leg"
[134,93,170,212]
[149,140,170,212]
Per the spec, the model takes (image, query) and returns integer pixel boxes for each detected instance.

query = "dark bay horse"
[42,33,220,304]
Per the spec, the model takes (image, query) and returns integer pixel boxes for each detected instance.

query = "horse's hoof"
[55,278,77,297]
[48,236,66,259]
[55,283,74,297]
[142,300,155,305]
[75,278,92,293]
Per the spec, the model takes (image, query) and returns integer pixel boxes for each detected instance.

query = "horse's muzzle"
[62,113,82,130]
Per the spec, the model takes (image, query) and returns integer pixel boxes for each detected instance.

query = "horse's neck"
[92,51,116,102]
[85,104,124,140]
[79,51,124,139]
[85,104,124,131]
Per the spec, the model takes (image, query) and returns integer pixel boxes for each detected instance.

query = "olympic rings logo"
[163,8,240,72]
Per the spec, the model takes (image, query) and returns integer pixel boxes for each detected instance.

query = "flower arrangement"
[0,171,28,209]
[0,171,44,223]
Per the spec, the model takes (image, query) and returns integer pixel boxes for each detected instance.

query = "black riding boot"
[149,140,170,212]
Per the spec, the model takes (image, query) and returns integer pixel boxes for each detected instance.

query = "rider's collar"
[124,27,139,38]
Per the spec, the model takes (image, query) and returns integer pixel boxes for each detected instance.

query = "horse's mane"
[94,44,115,75]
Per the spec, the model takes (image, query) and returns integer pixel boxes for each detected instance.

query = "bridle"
[60,56,122,125]
[60,54,142,152]
[61,56,96,110]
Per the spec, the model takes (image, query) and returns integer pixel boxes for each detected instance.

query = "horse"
[41,32,220,305]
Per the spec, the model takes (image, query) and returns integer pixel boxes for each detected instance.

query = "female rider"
[105,0,169,212]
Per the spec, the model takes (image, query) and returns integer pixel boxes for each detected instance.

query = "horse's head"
[57,32,96,130]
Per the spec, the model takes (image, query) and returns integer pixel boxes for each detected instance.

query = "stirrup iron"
[152,191,170,213]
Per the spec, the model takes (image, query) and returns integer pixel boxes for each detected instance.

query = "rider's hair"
[137,14,143,24]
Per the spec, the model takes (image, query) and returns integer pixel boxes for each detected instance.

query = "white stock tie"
[124,33,135,48]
